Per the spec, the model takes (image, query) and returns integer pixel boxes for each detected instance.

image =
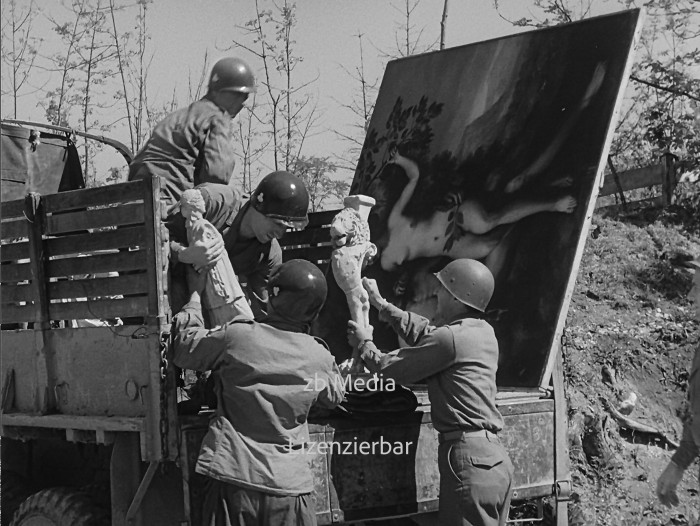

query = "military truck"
[0,10,642,526]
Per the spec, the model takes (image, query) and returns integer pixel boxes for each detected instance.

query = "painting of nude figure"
[313,10,641,387]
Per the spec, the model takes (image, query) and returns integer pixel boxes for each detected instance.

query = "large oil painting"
[317,10,642,388]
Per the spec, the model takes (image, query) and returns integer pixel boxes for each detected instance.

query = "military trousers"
[202,478,316,526]
[437,433,514,526]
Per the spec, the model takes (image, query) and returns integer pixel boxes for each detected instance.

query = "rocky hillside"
[562,206,699,525]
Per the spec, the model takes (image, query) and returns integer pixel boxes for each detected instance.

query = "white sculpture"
[180,189,254,327]
[330,195,377,372]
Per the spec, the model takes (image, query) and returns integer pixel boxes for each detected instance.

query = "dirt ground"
[559,207,700,525]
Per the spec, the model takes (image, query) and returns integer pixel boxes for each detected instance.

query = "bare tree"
[187,50,210,102]
[108,0,154,154]
[1,0,42,118]
[144,88,178,133]
[42,0,121,184]
[493,0,594,27]
[43,0,91,127]
[384,0,439,60]
[334,1,441,175]
[234,99,270,194]
[440,0,449,49]
[75,0,117,182]
[334,32,379,172]
[229,0,319,175]
[293,155,349,211]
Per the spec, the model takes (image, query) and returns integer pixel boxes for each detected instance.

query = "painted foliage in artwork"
[317,10,641,387]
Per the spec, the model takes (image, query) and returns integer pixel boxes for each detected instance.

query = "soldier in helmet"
[167,170,310,318]
[173,259,344,525]
[347,258,514,526]
[128,56,256,209]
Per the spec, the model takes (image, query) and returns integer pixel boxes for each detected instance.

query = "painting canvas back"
[343,9,642,388]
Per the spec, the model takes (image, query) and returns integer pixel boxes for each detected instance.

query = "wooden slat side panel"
[1,283,34,304]
[48,296,150,320]
[278,209,336,266]
[48,274,149,300]
[1,199,27,219]
[280,228,332,247]
[46,226,147,257]
[42,180,145,212]
[0,262,32,282]
[0,241,30,262]
[46,203,145,235]
[282,246,332,263]
[1,219,29,241]
[1,303,36,323]
[307,210,338,228]
[46,251,147,278]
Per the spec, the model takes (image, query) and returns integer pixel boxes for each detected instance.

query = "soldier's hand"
[347,320,373,349]
[362,278,386,309]
[186,265,206,297]
[348,345,366,374]
[179,233,225,271]
[656,460,683,507]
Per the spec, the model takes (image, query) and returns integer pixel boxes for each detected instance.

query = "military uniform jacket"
[128,97,236,208]
[166,184,283,317]
[360,304,504,434]
[172,302,345,495]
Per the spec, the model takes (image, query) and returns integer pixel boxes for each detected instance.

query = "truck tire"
[1,472,32,526]
[10,488,109,526]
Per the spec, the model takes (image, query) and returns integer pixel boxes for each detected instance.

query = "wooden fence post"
[661,152,677,208]
[607,156,627,211]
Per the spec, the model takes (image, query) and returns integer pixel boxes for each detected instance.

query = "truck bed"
[0,179,570,523]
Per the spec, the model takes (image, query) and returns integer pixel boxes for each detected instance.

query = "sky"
[3,1,517,174]
[2,0,640,182]
[156,0,519,165]
[138,0,522,175]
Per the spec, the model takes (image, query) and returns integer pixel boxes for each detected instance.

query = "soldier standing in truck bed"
[128,56,255,209]
[347,258,514,526]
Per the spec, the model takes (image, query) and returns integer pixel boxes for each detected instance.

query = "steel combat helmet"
[208,57,256,94]
[251,171,309,228]
[267,259,328,323]
[435,259,495,312]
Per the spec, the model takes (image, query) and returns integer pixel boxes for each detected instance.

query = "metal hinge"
[554,479,572,501]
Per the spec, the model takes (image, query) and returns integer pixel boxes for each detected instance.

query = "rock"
[617,391,637,416]
[602,364,617,387]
